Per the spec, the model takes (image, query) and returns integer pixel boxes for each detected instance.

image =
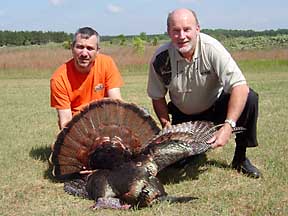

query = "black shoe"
[231,157,261,178]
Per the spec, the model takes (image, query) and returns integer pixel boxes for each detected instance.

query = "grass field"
[0,45,287,216]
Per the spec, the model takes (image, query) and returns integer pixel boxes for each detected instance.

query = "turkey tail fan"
[50,98,160,180]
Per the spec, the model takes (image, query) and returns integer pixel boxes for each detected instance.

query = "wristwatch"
[224,119,236,128]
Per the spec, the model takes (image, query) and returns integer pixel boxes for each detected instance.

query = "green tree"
[152,36,159,46]
[117,34,126,46]
[132,36,145,54]
[62,40,71,49]
[139,32,148,42]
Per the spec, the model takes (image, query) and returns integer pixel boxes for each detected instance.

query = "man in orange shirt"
[50,27,123,129]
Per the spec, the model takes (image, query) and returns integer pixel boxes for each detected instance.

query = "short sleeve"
[208,44,246,93]
[50,78,71,109]
[147,55,168,100]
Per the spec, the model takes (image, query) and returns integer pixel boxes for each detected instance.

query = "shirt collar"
[192,34,200,62]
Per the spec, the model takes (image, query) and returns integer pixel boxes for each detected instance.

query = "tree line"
[0,31,72,46]
[1,29,288,47]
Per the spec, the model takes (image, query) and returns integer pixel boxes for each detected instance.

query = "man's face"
[168,10,200,58]
[72,34,98,72]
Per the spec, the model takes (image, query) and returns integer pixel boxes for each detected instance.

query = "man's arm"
[107,88,122,100]
[56,88,121,130]
[57,109,73,130]
[152,98,171,128]
[226,84,249,123]
[210,84,249,148]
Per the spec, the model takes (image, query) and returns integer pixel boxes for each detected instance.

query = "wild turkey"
[49,98,244,209]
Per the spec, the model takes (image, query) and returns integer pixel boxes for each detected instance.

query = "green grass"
[239,59,288,74]
[0,59,287,216]
[0,69,52,80]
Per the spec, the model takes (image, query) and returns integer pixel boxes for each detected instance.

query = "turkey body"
[50,98,244,209]
[85,155,166,208]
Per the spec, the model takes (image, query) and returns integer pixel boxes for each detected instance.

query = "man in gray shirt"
[147,8,260,178]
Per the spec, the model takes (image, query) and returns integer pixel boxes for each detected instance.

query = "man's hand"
[79,170,94,175]
[57,109,72,130]
[162,121,172,129]
[79,167,96,175]
[207,124,233,148]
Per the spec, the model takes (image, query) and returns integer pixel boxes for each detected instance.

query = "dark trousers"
[168,88,259,148]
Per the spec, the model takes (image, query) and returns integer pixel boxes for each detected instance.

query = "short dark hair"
[72,27,100,48]
[167,9,199,31]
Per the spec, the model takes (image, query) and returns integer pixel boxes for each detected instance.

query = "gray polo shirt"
[147,33,246,115]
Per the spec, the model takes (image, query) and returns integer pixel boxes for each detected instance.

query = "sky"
[0,0,287,36]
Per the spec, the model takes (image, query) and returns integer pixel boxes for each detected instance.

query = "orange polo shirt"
[50,54,123,115]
